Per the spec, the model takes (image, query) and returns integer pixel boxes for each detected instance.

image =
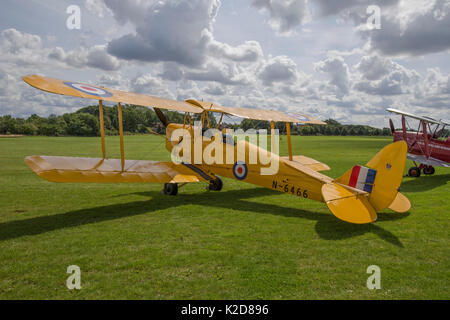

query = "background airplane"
[387,108,450,177]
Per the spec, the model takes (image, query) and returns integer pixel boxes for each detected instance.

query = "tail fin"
[322,141,409,224]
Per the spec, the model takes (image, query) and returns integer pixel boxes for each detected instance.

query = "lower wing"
[281,155,330,172]
[407,153,449,167]
[25,156,207,183]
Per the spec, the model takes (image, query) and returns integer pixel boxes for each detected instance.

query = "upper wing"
[187,100,326,124]
[23,75,202,114]
[387,108,441,125]
[24,75,325,124]
[25,155,207,183]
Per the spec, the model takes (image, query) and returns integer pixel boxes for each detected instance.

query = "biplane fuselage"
[393,131,450,165]
[164,123,331,203]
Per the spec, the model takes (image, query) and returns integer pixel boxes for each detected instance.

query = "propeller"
[154,108,169,127]
[389,118,395,135]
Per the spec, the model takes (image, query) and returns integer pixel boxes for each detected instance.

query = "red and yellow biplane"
[23,75,410,224]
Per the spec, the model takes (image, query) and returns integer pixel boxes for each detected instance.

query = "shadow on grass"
[0,187,407,247]
[315,213,408,248]
[401,174,450,192]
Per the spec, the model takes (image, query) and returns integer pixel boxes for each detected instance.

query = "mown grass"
[0,135,448,299]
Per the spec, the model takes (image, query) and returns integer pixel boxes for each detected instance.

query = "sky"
[0,0,449,127]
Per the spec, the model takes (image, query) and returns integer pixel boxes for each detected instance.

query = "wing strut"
[271,121,275,153]
[99,100,106,159]
[422,120,430,159]
[286,122,293,161]
[118,102,125,171]
[402,115,407,141]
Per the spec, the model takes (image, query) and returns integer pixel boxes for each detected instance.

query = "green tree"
[65,113,99,136]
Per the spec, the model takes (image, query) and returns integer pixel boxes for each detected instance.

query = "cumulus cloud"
[421,67,450,95]
[251,0,309,34]
[258,56,298,86]
[0,28,120,72]
[364,0,450,56]
[411,67,450,110]
[97,73,131,90]
[104,0,268,73]
[85,0,112,18]
[0,28,47,68]
[159,62,185,81]
[132,73,175,98]
[49,45,121,71]
[203,83,227,96]
[105,0,220,67]
[1,28,42,53]
[0,69,86,117]
[314,0,399,17]
[316,0,450,56]
[0,29,122,116]
[206,30,263,62]
[184,59,251,86]
[354,55,419,95]
[314,56,350,96]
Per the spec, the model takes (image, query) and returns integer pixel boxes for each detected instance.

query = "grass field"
[0,135,448,299]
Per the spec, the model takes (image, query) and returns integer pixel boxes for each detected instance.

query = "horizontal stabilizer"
[282,155,330,172]
[25,156,206,184]
[388,192,411,213]
[322,183,377,224]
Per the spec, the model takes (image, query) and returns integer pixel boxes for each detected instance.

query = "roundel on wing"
[64,82,113,98]
[286,112,310,122]
[233,161,248,180]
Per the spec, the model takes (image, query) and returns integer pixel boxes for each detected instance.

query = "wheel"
[423,166,435,175]
[163,183,178,196]
[207,177,223,191]
[408,167,421,177]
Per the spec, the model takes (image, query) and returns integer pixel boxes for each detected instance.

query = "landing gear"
[423,166,435,175]
[408,164,435,177]
[207,177,223,191]
[408,167,421,177]
[162,183,178,196]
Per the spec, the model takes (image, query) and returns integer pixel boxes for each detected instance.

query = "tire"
[163,183,178,196]
[208,177,223,191]
[423,166,435,175]
[408,167,421,177]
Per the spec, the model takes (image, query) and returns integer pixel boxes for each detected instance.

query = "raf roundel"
[64,82,113,98]
[286,112,310,123]
[233,161,248,180]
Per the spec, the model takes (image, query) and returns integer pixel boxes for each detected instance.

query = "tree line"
[237,118,392,136]
[0,105,391,137]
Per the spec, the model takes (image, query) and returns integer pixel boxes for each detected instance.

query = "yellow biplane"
[23,75,411,224]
